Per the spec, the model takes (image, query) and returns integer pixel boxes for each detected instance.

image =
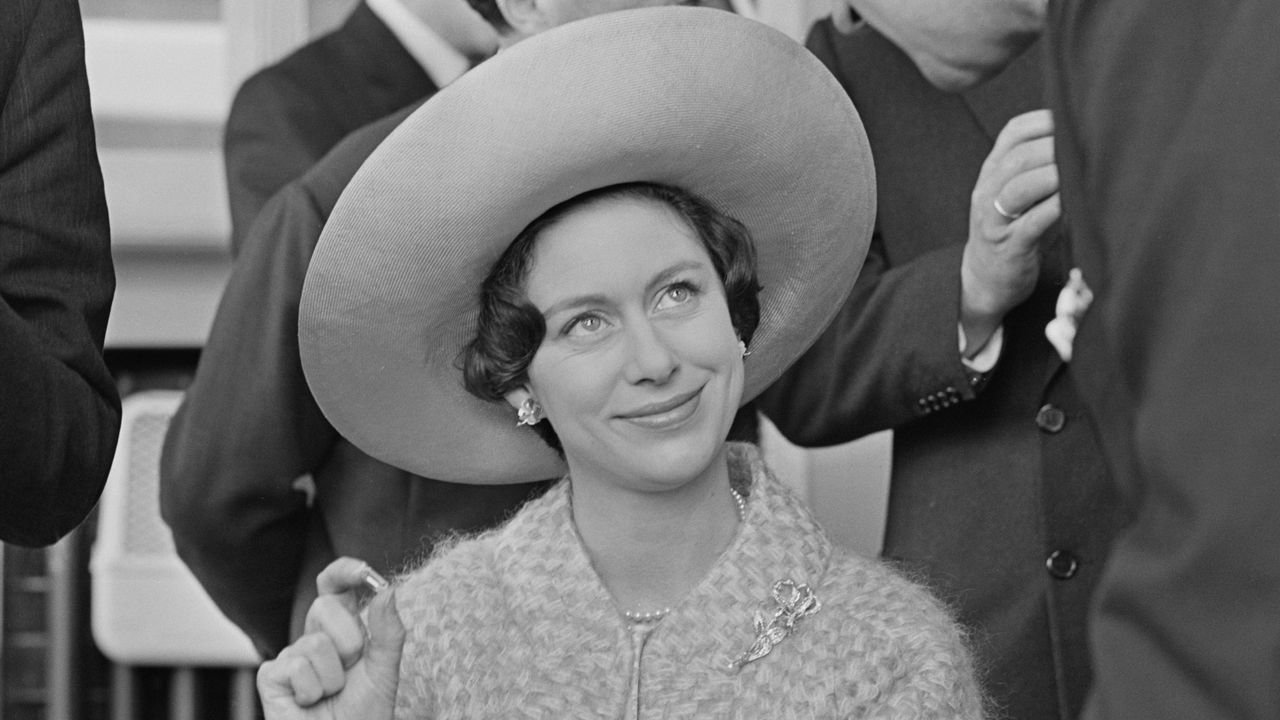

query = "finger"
[300,632,348,696]
[1011,192,1061,242]
[303,594,367,668]
[362,588,407,698]
[997,164,1060,221]
[316,557,384,596]
[988,109,1054,159]
[294,632,349,697]
[997,135,1056,179]
[982,132,1054,200]
[258,650,326,707]
[976,113,1054,207]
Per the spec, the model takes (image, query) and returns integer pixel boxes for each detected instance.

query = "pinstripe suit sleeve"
[0,0,120,546]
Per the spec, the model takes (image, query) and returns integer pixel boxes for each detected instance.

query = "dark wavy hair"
[460,182,761,451]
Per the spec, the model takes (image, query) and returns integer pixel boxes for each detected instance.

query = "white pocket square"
[1045,268,1093,363]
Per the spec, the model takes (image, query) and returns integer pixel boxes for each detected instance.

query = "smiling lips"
[617,386,704,430]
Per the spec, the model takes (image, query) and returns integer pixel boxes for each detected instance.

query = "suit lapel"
[960,39,1048,141]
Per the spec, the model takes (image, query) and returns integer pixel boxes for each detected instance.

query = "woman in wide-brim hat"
[259,7,984,719]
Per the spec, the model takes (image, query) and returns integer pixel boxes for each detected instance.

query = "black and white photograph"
[2,1,1277,718]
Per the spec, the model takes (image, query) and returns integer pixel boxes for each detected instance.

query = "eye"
[563,312,607,337]
[655,281,699,311]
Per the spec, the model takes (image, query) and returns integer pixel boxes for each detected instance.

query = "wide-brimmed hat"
[299,6,874,483]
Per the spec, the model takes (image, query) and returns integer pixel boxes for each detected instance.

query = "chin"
[919,59,990,92]
[619,425,728,490]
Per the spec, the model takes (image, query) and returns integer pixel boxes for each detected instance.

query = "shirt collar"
[365,0,471,88]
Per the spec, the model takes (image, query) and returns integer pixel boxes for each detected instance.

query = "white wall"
[85,0,324,347]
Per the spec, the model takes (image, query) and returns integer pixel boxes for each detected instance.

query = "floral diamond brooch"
[727,579,821,671]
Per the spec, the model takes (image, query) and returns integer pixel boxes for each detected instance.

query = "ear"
[503,385,533,413]
[493,0,551,37]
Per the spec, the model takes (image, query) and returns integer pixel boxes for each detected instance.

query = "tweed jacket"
[757,21,1126,719]
[0,0,119,546]
[1047,2,1280,718]
[392,444,984,719]
[223,1,437,254]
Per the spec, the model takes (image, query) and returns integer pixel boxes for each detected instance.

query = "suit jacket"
[758,21,1125,719]
[222,0,437,255]
[1045,2,1280,718]
[162,107,551,658]
[0,0,120,546]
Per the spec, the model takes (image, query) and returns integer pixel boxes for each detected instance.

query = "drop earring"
[516,398,544,427]
[738,339,752,358]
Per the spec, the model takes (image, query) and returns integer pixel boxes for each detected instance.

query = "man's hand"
[960,108,1060,354]
[257,558,404,720]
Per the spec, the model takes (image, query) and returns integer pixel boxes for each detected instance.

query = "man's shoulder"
[293,102,421,211]
[228,3,392,120]
[231,24,353,115]
[227,100,419,265]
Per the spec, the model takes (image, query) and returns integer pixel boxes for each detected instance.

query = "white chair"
[90,390,259,720]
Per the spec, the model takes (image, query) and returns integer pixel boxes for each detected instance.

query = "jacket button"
[1046,550,1079,579]
[1036,404,1066,433]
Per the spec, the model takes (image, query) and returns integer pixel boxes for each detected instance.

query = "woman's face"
[508,196,744,492]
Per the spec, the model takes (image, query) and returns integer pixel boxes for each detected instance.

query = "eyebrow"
[539,258,709,319]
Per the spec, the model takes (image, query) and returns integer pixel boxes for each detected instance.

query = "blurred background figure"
[224,0,498,254]
[1,0,120,547]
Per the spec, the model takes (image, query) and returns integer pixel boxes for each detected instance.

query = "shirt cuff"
[958,323,1003,373]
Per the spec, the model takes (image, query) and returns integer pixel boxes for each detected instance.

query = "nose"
[623,320,678,385]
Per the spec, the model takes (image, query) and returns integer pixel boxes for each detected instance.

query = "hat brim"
[299,7,874,483]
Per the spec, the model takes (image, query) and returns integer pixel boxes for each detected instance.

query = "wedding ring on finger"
[993,198,1022,221]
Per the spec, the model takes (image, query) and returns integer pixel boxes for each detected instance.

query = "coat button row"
[1046,550,1079,579]
[1036,403,1066,433]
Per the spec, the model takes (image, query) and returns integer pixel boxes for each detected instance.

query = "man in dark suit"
[1,0,120,546]
[1043,2,1280,718]
[758,16,1123,719]
[834,0,1280,718]
[163,0,729,659]
[223,0,495,254]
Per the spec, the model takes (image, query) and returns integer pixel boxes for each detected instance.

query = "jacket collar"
[491,443,833,672]
[961,37,1046,142]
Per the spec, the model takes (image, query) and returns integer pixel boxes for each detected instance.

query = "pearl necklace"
[621,607,670,624]
[621,487,747,624]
